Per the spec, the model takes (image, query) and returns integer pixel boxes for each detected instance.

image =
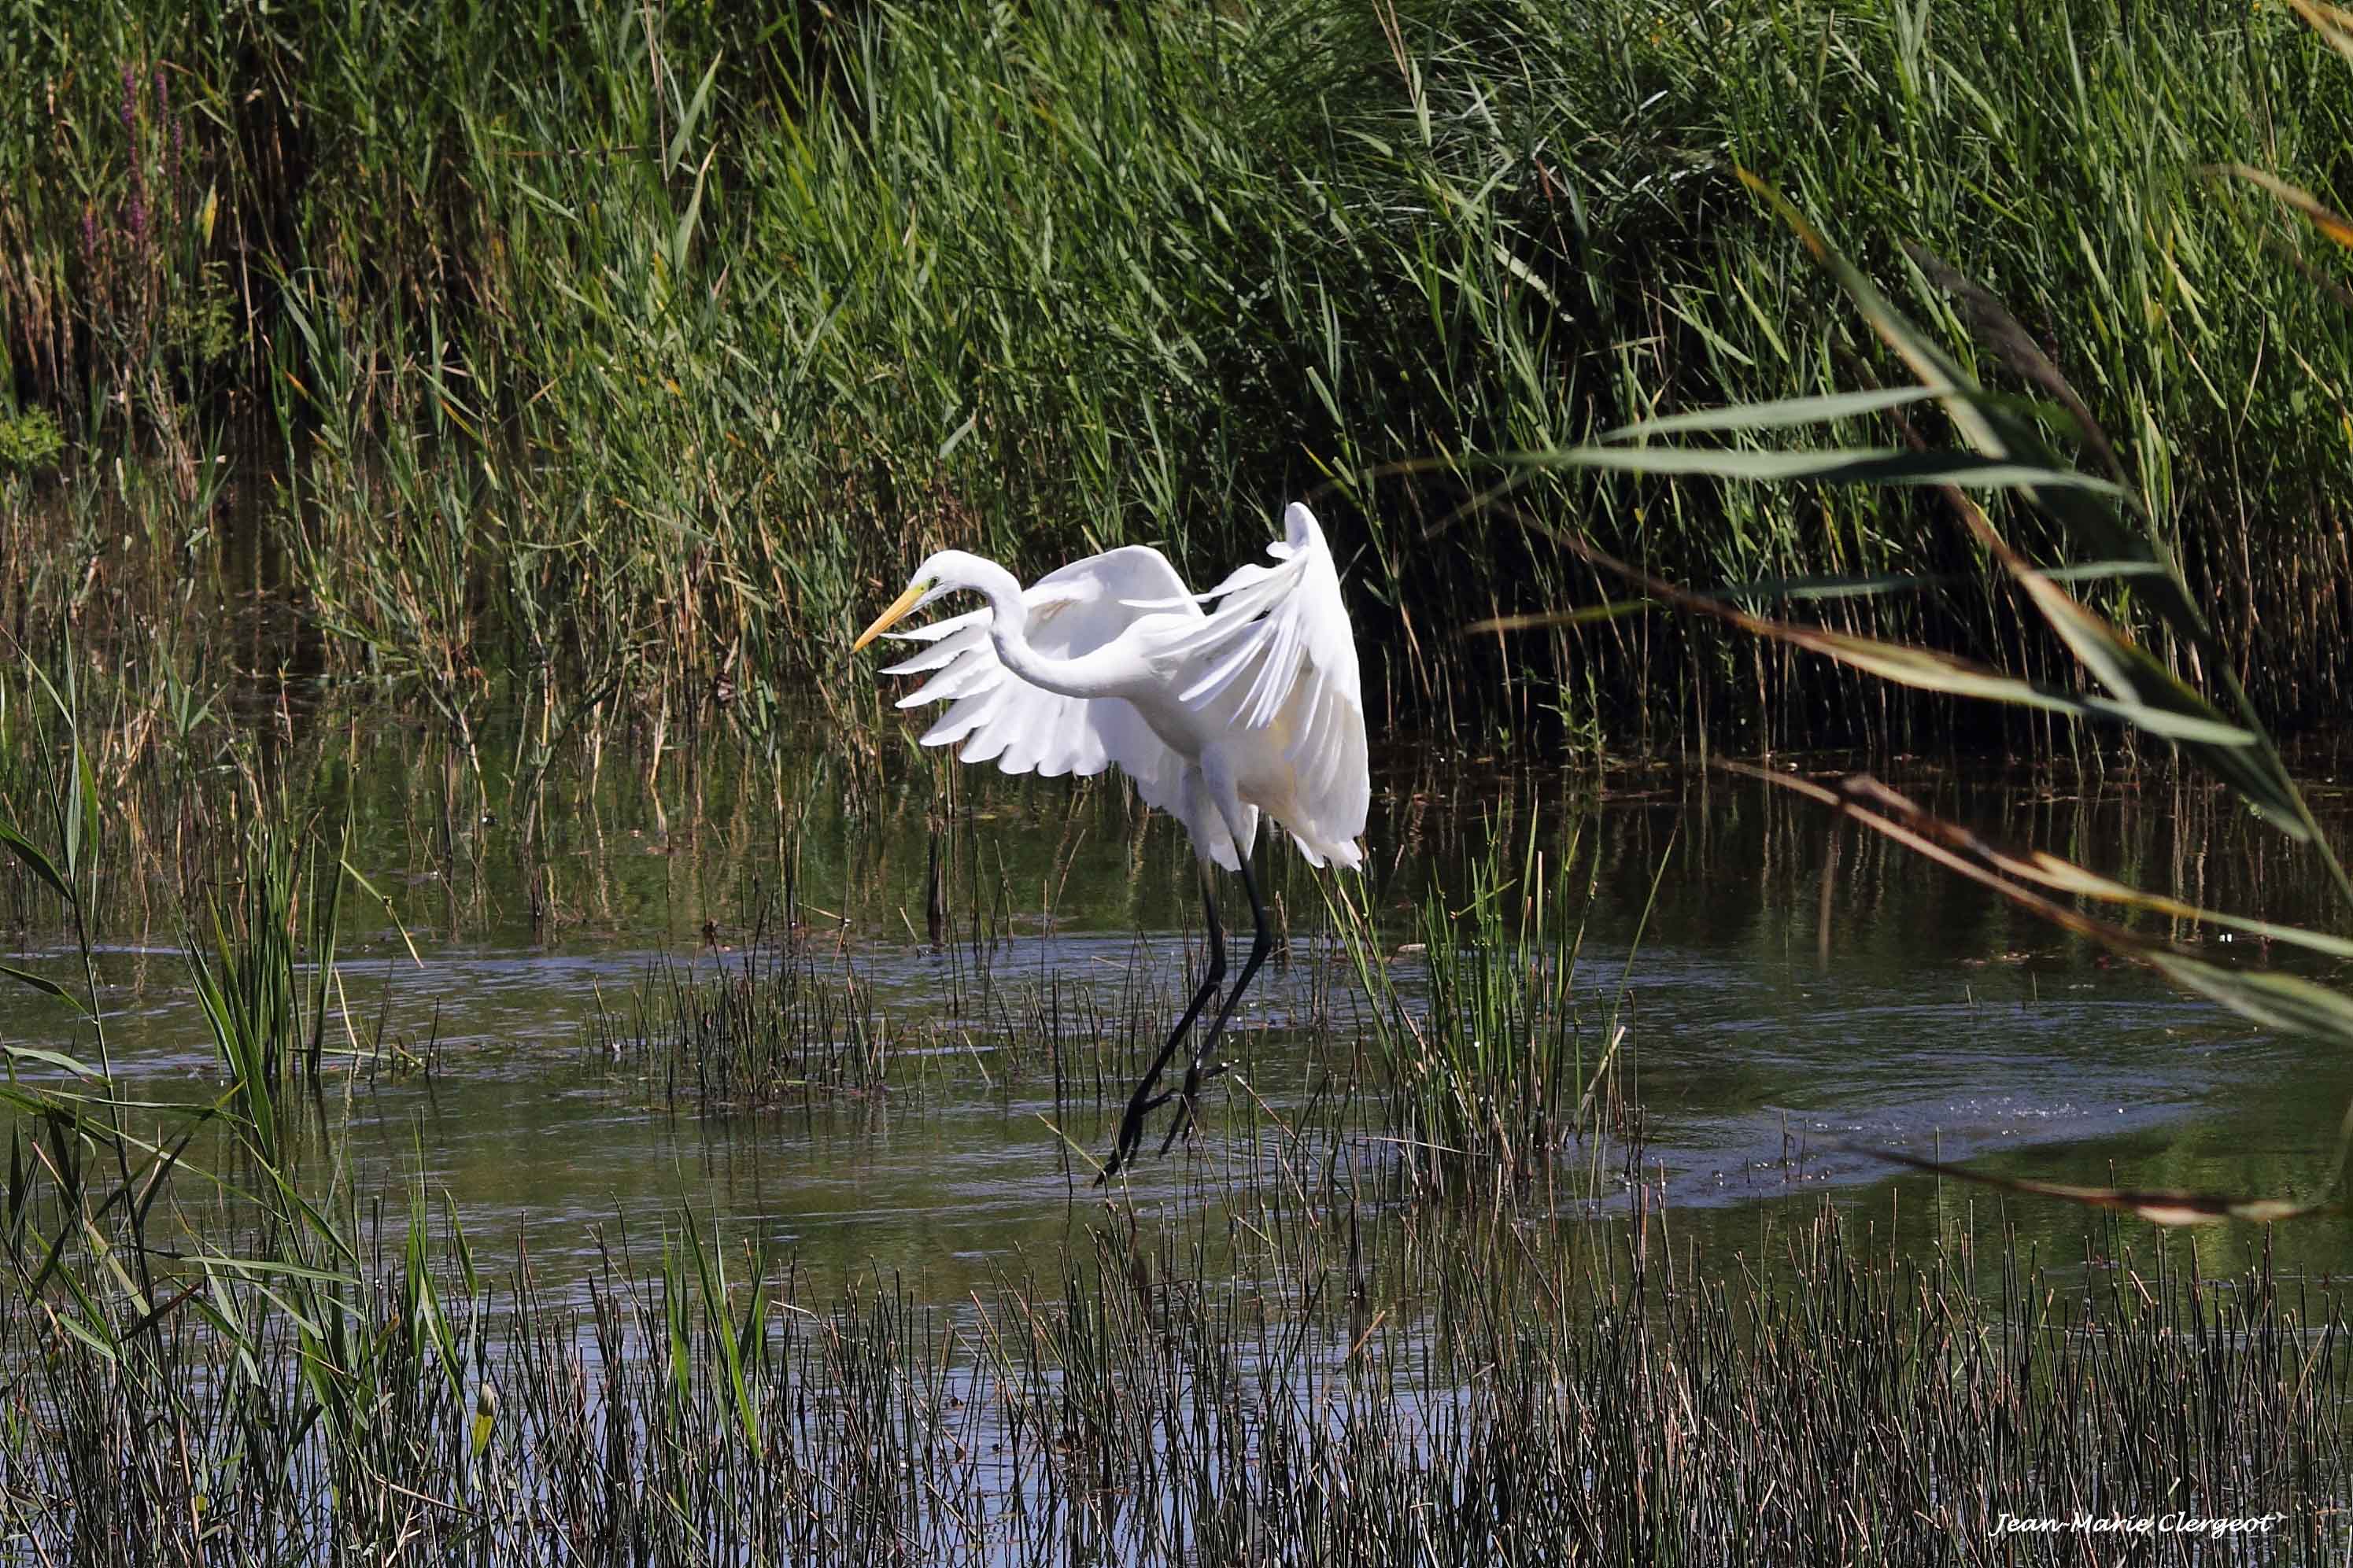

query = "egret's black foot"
[1099,1091,1177,1186]
[1157,1067,1213,1156]
[1156,1100,1195,1157]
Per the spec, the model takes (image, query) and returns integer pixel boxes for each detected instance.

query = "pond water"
[9,710,2353,1302]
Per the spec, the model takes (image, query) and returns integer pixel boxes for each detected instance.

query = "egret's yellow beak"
[852,580,932,651]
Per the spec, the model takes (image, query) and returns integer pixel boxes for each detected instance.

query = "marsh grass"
[9,0,2353,752]
[597,907,1346,1168]
[597,934,896,1108]
[608,814,1650,1205]
[186,782,355,1132]
[1,1175,2345,1563]
[1324,811,1658,1198]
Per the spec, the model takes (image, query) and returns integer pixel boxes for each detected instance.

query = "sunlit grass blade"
[1857,1146,2329,1227]
[1747,764,2353,1223]
[0,824,70,902]
[1473,531,2255,745]
[1514,443,2123,494]
[1599,385,1945,439]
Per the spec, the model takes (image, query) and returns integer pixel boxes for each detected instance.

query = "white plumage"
[867,505,1367,873]
[853,502,1371,1175]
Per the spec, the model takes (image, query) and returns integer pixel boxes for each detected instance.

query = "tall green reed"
[186,780,353,1146]
[12,0,2353,751]
[1335,814,1659,1196]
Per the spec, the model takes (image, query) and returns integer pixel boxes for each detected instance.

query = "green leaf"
[2145,951,2353,1046]
[937,408,978,459]
[1700,570,1956,604]
[674,145,715,268]
[665,53,725,176]
[1514,442,2125,494]
[0,964,88,1013]
[186,1253,365,1286]
[0,822,68,902]
[50,1306,120,1363]
[72,739,99,885]
[684,1213,759,1453]
[4,1044,102,1077]
[1465,600,1653,635]
[1603,385,1943,439]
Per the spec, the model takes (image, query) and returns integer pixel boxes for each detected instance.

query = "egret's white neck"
[930,552,1136,702]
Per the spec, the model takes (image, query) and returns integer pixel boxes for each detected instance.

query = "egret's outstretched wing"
[882,545,1195,812]
[1166,504,1369,867]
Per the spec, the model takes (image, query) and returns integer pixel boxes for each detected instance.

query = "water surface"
[9,721,2351,1300]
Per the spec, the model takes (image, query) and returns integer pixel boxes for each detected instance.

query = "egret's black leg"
[1099,868,1225,1183]
[1161,840,1271,1155]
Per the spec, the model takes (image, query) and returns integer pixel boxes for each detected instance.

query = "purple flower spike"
[153,68,168,120]
[120,64,137,131]
[125,193,146,248]
[80,206,96,261]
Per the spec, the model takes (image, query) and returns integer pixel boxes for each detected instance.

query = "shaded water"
[9,714,2353,1301]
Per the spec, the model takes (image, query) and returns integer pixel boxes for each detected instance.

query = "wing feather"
[881,618,988,675]
[1162,504,1368,867]
[881,545,1199,810]
[876,517,1366,873]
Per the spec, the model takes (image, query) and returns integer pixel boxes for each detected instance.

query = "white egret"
[852,503,1369,1177]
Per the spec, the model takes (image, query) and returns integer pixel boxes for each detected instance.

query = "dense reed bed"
[2,1189,2343,1564]
[8,0,2353,750]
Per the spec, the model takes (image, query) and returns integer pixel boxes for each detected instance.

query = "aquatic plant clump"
[0,1205,2341,1563]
